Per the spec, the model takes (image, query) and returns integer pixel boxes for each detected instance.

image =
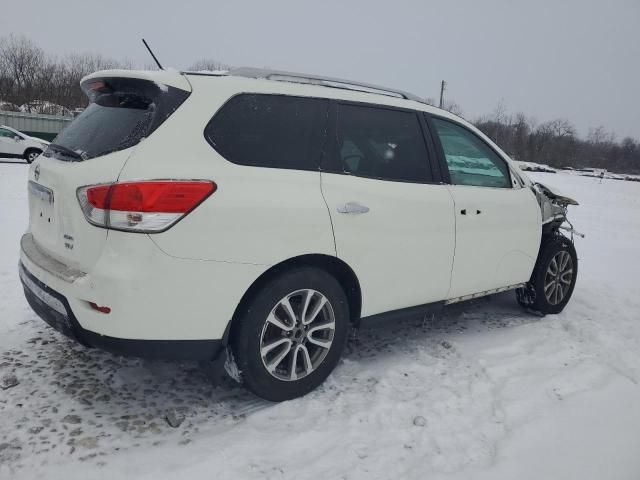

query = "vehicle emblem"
[34,164,40,181]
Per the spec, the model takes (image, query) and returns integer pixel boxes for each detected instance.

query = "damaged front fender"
[535,181,579,207]
[532,181,582,237]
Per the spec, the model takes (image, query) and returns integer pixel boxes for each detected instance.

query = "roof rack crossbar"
[228,67,426,103]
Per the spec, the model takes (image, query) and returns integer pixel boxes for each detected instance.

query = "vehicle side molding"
[360,301,446,324]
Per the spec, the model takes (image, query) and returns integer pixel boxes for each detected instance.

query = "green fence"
[0,110,73,141]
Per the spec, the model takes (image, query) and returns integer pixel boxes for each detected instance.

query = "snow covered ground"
[1,160,640,479]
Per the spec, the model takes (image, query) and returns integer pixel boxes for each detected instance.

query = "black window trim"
[203,92,331,173]
[320,99,444,185]
[205,92,507,187]
[425,113,514,189]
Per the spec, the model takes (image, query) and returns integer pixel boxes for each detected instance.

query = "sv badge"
[64,234,74,250]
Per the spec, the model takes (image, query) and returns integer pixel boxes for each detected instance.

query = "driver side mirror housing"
[14,136,22,142]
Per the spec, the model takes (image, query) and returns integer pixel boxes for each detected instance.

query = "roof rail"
[228,67,427,103]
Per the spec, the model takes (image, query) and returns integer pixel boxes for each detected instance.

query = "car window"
[47,78,190,162]
[431,117,511,188]
[205,94,328,171]
[0,128,16,138]
[340,139,365,172]
[335,104,431,183]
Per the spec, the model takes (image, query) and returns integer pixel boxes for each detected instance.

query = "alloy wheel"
[544,250,574,305]
[259,289,336,381]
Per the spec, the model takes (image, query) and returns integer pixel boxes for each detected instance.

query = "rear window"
[205,94,328,171]
[44,77,189,162]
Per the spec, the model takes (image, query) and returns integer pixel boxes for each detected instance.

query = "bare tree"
[0,34,46,107]
[0,35,131,113]
[588,126,616,145]
[544,119,575,138]
[442,100,463,116]
[58,53,127,108]
[188,58,230,71]
[492,99,508,124]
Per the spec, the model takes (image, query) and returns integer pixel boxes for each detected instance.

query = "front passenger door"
[429,116,541,299]
[0,128,23,156]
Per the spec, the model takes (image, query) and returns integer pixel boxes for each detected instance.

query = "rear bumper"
[20,261,223,360]
[19,231,268,360]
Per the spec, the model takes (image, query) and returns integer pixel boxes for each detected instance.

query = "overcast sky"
[2,0,638,140]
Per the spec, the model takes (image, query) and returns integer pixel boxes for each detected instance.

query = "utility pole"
[439,80,446,109]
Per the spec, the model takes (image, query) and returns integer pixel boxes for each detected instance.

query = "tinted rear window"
[205,94,328,171]
[45,78,189,161]
[334,104,432,183]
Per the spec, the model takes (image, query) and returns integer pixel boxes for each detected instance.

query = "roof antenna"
[142,38,164,70]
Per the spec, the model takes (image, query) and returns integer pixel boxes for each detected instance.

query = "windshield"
[44,77,189,161]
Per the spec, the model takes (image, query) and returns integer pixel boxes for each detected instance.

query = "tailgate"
[27,72,191,273]
[28,150,131,271]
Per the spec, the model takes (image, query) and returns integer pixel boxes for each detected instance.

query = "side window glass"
[431,117,511,188]
[335,104,431,183]
[0,129,14,138]
[340,139,365,172]
[205,94,327,171]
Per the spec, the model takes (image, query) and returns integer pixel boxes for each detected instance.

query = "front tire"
[516,234,578,314]
[230,267,349,401]
[24,148,42,164]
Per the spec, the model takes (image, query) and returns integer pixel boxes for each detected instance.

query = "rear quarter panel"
[117,76,335,265]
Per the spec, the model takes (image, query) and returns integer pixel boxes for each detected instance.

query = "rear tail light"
[77,181,216,232]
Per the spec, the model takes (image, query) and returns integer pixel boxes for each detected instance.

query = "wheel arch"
[224,254,362,345]
[23,147,43,161]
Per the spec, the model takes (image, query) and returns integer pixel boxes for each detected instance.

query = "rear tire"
[516,234,578,314]
[24,148,42,164]
[230,267,349,401]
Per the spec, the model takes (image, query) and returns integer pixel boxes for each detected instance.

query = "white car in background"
[19,68,579,401]
[0,125,49,163]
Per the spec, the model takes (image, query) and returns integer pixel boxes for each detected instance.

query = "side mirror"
[14,136,22,142]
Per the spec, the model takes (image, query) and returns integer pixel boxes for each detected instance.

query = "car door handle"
[337,202,370,215]
[460,209,481,215]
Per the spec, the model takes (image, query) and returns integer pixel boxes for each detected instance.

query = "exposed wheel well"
[225,254,362,345]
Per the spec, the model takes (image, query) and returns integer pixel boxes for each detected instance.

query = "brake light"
[77,181,216,232]
[89,302,111,314]
[87,80,111,93]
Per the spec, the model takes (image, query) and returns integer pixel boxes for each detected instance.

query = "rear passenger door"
[320,102,456,317]
[427,116,541,299]
[197,93,337,265]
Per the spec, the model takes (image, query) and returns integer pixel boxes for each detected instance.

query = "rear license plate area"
[28,180,56,228]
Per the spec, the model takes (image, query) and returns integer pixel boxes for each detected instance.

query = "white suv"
[0,125,49,163]
[19,68,579,401]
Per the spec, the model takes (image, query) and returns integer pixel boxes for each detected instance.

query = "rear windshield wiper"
[45,143,83,161]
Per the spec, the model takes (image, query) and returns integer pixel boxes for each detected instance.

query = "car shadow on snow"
[347,292,540,361]
[0,291,539,469]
